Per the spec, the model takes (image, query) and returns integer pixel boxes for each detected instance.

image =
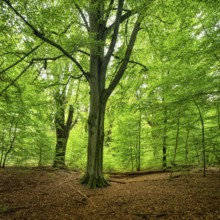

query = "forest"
[1,0,220,183]
[0,0,220,219]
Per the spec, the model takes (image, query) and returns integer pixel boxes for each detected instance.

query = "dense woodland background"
[0,0,219,177]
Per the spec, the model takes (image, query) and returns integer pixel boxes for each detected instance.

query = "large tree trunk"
[80,1,108,187]
[81,95,109,187]
[81,0,143,188]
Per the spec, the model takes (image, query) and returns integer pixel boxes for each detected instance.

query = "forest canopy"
[0,0,219,187]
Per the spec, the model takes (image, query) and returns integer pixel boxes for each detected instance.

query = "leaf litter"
[0,167,219,220]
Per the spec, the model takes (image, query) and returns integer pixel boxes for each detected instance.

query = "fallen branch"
[107,168,169,178]
[77,190,97,208]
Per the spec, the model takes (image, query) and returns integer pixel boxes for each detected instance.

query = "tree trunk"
[81,0,143,188]
[2,119,18,168]
[185,129,190,163]
[193,98,206,177]
[53,103,74,169]
[136,104,141,171]
[162,108,167,168]
[80,93,109,187]
[0,129,5,167]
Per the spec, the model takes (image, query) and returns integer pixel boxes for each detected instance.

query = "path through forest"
[0,167,219,219]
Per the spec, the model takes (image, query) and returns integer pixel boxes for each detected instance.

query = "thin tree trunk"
[217,104,220,129]
[136,93,141,171]
[0,129,5,167]
[162,108,167,168]
[136,118,141,171]
[162,71,169,168]
[193,135,200,165]
[2,119,18,168]
[193,98,206,177]
[38,145,43,167]
[185,129,190,163]
[170,105,181,180]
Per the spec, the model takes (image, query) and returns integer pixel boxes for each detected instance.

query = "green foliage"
[0,0,219,171]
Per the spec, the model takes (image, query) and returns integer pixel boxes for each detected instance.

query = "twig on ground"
[77,190,97,208]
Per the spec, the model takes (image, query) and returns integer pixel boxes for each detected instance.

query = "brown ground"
[0,167,219,220]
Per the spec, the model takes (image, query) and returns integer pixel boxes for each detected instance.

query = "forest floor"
[0,167,219,220]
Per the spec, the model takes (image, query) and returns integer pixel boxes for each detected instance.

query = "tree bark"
[80,0,109,187]
[53,98,74,169]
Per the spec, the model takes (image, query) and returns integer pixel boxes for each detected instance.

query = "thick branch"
[104,10,134,38]
[101,0,124,74]
[104,15,143,101]
[104,0,115,28]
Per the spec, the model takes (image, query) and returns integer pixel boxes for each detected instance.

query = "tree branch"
[113,55,148,71]
[3,0,89,81]
[74,3,90,32]
[0,61,33,96]
[101,0,124,75]
[0,44,42,74]
[70,74,84,80]
[76,49,90,57]
[104,15,143,101]
[104,0,115,28]
[65,105,74,132]
[104,10,134,38]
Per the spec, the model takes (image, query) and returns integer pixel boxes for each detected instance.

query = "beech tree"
[80,0,148,187]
